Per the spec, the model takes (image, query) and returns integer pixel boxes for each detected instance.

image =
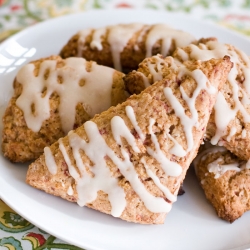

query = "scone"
[60,23,196,72]
[2,55,128,162]
[125,39,250,160]
[26,56,232,224]
[194,142,250,223]
[173,39,250,160]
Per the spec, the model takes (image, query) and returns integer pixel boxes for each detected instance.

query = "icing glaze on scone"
[16,58,116,133]
[77,23,195,71]
[44,60,217,217]
[194,145,246,180]
[176,40,250,145]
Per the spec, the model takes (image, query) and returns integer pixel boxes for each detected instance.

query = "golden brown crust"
[194,144,250,223]
[26,56,231,224]
[125,39,250,161]
[60,24,196,72]
[173,40,250,160]
[2,55,127,163]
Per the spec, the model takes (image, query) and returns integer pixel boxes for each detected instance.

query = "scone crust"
[2,55,127,162]
[60,24,196,72]
[195,146,250,223]
[26,56,232,224]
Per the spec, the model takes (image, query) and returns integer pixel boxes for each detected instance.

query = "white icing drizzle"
[77,23,195,71]
[16,58,115,133]
[193,143,247,179]
[60,125,127,217]
[146,55,167,82]
[141,158,177,202]
[107,23,144,71]
[77,28,92,57]
[207,158,241,179]
[164,68,215,153]
[167,133,186,157]
[193,144,227,174]
[46,104,189,215]
[78,23,144,71]
[90,27,106,50]
[146,118,182,177]
[125,106,145,141]
[177,41,250,145]
[110,117,173,213]
[43,59,212,216]
[242,129,247,138]
[111,116,140,153]
[52,110,182,215]
[246,159,250,169]
[226,126,237,142]
[44,147,57,175]
[176,48,189,61]
[67,186,74,196]
[145,24,195,58]
[211,92,237,144]
[133,25,150,51]
[137,71,151,88]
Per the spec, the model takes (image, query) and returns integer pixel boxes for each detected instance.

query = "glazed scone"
[60,23,196,72]
[125,40,250,160]
[173,39,250,160]
[2,55,128,162]
[26,56,232,224]
[194,143,250,223]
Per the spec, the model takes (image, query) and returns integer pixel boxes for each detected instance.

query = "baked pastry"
[60,23,196,72]
[26,56,232,224]
[2,55,128,162]
[194,142,250,223]
[173,39,250,160]
[125,39,250,160]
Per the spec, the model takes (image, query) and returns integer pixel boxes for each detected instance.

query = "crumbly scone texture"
[2,55,127,163]
[124,38,217,95]
[124,54,179,95]
[59,24,196,72]
[194,145,250,223]
[26,56,232,224]
[173,39,250,161]
[126,39,250,161]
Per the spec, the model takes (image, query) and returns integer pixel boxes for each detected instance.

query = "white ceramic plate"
[1,9,250,250]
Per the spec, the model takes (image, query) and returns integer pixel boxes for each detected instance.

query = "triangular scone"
[2,55,127,163]
[173,39,250,160]
[194,143,250,223]
[26,56,232,224]
[125,40,250,161]
[60,23,196,72]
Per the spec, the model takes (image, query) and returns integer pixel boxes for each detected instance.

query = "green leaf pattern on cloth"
[3,212,29,227]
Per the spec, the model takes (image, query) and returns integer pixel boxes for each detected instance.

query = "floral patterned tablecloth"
[1,0,250,249]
